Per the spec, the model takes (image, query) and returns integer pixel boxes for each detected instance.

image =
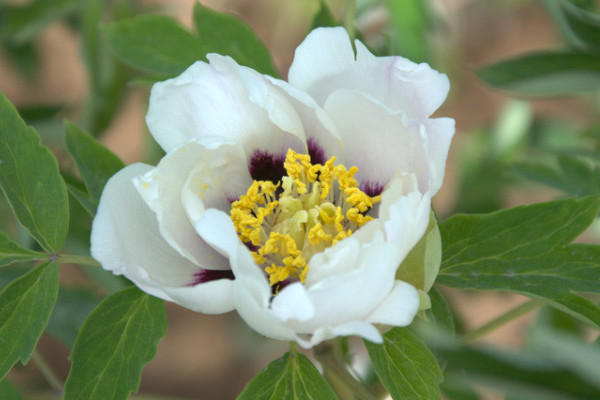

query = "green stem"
[314,341,376,400]
[57,254,101,267]
[459,300,541,345]
[31,350,63,392]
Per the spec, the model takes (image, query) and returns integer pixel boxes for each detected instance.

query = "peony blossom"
[91,27,454,348]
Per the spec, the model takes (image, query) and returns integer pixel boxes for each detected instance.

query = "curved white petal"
[91,163,234,313]
[147,56,305,157]
[324,90,433,192]
[164,279,234,314]
[421,117,455,195]
[289,27,450,119]
[133,139,247,269]
[366,280,420,326]
[288,27,356,104]
[379,173,431,257]
[310,320,383,347]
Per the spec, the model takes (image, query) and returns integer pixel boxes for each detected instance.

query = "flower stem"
[459,300,541,345]
[32,350,63,393]
[57,254,101,267]
[314,341,376,400]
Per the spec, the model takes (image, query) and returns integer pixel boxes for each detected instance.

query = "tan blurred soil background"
[1,0,598,399]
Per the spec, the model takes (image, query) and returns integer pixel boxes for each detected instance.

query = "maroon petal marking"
[361,181,384,197]
[307,138,326,165]
[188,269,235,286]
[248,150,286,183]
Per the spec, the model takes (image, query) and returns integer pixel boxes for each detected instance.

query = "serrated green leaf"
[102,14,206,76]
[476,51,600,96]
[193,3,278,77]
[561,0,600,51]
[46,287,101,349]
[0,230,45,267]
[0,378,23,400]
[438,196,600,328]
[0,261,59,381]
[365,328,443,400]
[64,121,124,207]
[63,286,166,400]
[311,0,339,30]
[237,351,338,400]
[513,154,600,197]
[0,92,69,253]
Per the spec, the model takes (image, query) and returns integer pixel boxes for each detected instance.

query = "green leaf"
[0,0,80,44]
[0,92,69,253]
[64,121,124,207]
[46,287,101,349]
[237,351,338,400]
[397,212,441,292]
[365,328,443,400]
[424,287,455,337]
[384,0,432,63]
[0,379,23,400]
[102,14,206,76]
[193,3,279,77]
[0,230,45,267]
[561,0,600,51]
[438,196,600,328]
[513,154,600,197]
[0,261,59,381]
[311,0,340,30]
[476,51,600,96]
[438,343,600,400]
[63,286,167,400]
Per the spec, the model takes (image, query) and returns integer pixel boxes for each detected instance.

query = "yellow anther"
[230,148,380,290]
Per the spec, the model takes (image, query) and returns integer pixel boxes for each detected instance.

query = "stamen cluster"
[230,149,381,288]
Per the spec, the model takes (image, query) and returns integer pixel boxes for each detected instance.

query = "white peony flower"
[91,27,454,348]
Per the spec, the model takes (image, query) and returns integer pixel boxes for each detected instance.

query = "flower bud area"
[230,149,381,290]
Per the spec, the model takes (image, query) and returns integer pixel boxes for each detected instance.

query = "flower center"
[230,149,381,289]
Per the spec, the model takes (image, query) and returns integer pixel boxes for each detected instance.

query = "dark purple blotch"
[188,269,235,286]
[361,181,384,197]
[248,150,286,183]
[307,138,326,165]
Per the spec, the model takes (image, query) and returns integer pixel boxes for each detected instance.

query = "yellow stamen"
[230,148,380,288]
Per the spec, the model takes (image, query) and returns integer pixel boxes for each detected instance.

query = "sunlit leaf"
[237,351,338,400]
[438,196,600,328]
[0,261,59,381]
[365,328,443,400]
[0,92,69,253]
[64,286,166,400]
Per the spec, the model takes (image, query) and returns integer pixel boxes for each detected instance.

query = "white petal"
[266,76,344,163]
[91,163,235,313]
[379,174,432,257]
[295,232,401,333]
[310,321,383,347]
[289,27,450,119]
[354,40,450,118]
[324,90,432,192]
[288,27,356,104]
[164,279,235,314]
[147,56,304,157]
[270,282,315,323]
[422,117,455,195]
[366,280,420,326]
[134,140,245,269]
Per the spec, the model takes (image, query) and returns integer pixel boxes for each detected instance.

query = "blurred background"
[1,0,599,399]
